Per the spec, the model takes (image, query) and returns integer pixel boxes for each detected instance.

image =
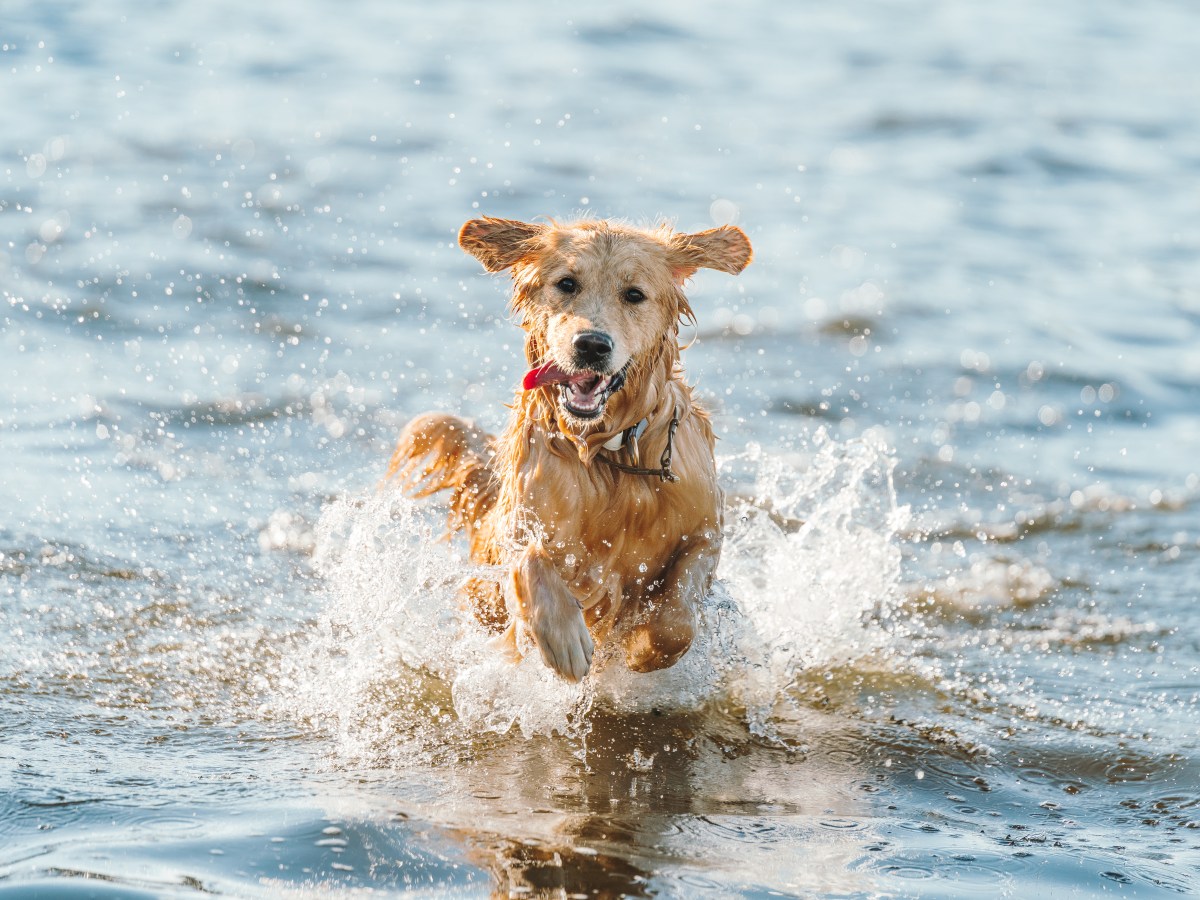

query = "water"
[3,0,1199,896]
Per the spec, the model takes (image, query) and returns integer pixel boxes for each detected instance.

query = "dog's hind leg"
[388,413,509,634]
[462,575,507,632]
[386,412,498,541]
[622,537,719,673]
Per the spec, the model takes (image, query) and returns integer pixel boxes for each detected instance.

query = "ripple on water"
[821,745,868,767]
[585,816,686,844]
[928,851,1018,893]
[99,809,207,837]
[1006,743,1186,791]
[861,846,1034,894]
[1,797,108,838]
[1103,754,1182,785]
[670,871,728,891]
[817,817,868,832]
[693,815,791,845]
[879,862,935,881]
[1121,862,1198,895]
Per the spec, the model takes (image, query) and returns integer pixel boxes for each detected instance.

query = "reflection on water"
[419,709,882,898]
[4,0,1200,895]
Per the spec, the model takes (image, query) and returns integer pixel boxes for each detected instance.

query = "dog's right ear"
[458,217,545,272]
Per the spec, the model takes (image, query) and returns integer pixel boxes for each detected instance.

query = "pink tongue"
[522,362,571,391]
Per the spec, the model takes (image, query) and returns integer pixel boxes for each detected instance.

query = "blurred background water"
[2,1,1199,897]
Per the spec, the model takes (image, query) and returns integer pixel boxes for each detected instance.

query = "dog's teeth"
[560,370,620,419]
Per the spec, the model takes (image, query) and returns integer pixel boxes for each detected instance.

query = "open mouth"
[523,361,628,421]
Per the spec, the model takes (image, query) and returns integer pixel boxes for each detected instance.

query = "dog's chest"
[556,485,659,537]
[508,420,720,587]
[525,465,703,580]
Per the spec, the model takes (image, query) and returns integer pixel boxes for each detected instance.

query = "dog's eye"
[623,287,646,304]
[556,277,578,294]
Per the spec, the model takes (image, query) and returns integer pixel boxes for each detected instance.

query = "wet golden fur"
[388,217,752,681]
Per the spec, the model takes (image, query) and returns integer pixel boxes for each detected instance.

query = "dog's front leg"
[508,545,595,682]
[623,537,720,673]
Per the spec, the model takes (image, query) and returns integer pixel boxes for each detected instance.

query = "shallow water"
[3,0,1199,897]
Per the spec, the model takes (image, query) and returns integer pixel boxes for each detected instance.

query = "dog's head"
[459,217,752,429]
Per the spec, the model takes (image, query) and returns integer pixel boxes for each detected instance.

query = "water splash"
[276,492,590,760]
[717,429,908,736]
[281,429,907,757]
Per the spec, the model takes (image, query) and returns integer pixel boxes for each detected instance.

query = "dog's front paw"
[530,598,594,683]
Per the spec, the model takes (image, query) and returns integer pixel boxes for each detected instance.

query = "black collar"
[596,407,680,483]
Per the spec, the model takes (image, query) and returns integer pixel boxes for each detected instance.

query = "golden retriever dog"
[387,217,752,682]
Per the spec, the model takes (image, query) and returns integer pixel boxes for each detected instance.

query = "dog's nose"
[572,330,613,366]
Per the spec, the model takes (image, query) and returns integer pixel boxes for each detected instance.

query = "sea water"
[3,1,1198,896]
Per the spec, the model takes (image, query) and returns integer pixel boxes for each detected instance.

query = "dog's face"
[459,217,752,428]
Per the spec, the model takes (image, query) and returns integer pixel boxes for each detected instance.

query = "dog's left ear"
[459,217,546,273]
[668,225,753,282]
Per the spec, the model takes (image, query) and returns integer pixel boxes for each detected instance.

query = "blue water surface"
[2,1,1199,897]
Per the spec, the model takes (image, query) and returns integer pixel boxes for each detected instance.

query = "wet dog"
[387,217,752,681]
